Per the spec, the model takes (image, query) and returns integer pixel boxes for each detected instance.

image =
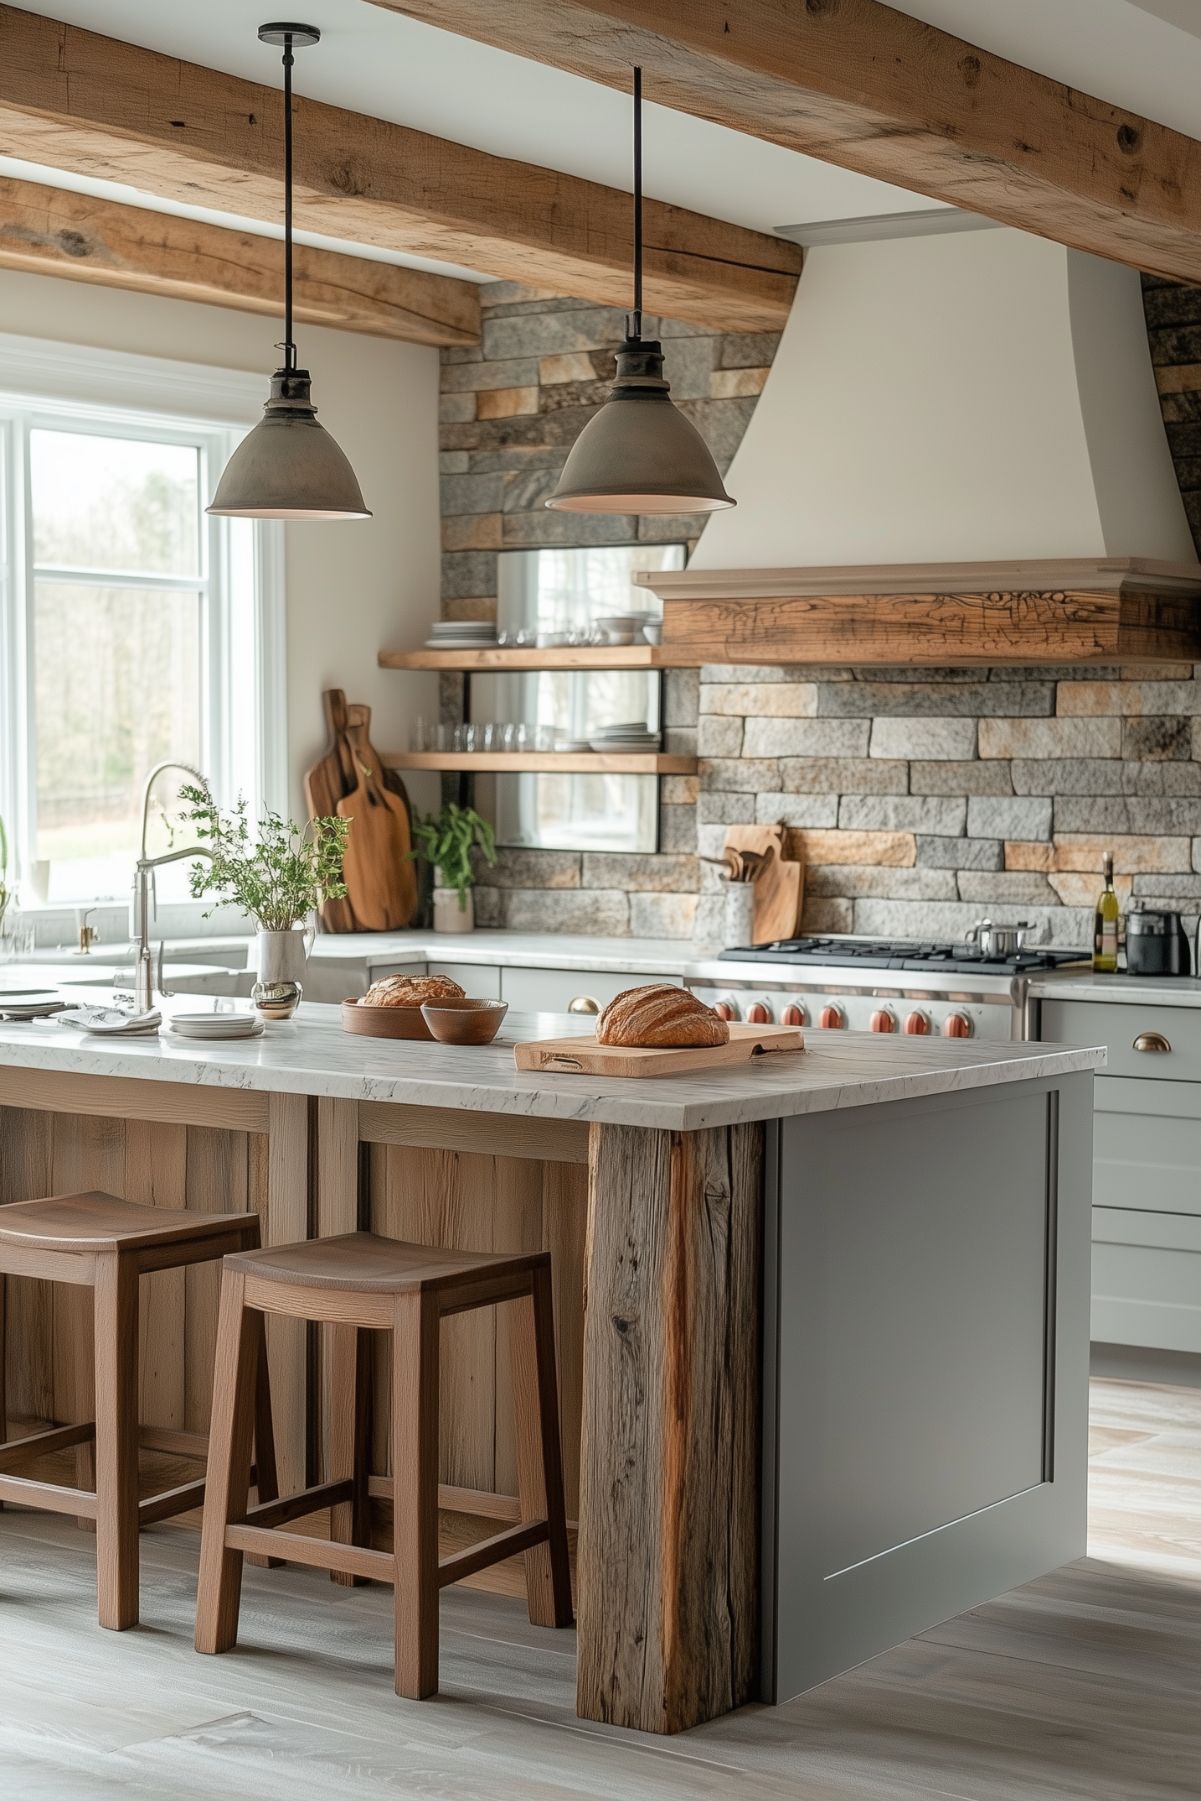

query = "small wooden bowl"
[420,998,509,1045]
[341,998,432,1040]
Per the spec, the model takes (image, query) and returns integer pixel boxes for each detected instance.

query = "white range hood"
[691,226,1194,571]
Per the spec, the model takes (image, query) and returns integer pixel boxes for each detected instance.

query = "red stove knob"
[818,1003,845,1030]
[713,1000,738,1022]
[870,1007,896,1034]
[746,1001,772,1025]
[904,1010,931,1035]
[781,1003,807,1027]
[943,1011,973,1039]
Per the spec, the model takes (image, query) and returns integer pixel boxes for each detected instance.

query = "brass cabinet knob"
[1132,1031,1172,1054]
[568,995,600,1015]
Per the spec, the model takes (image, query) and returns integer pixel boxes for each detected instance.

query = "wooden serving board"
[724,824,804,944]
[513,1021,804,1078]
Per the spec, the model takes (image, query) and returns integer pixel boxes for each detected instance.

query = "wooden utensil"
[340,709,419,928]
[512,1020,803,1077]
[304,689,360,933]
[724,825,804,943]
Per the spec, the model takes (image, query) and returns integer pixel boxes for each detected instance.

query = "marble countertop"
[0,1000,1105,1131]
[1030,970,1201,1009]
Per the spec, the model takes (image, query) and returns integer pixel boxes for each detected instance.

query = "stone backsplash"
[442,281,1201,948]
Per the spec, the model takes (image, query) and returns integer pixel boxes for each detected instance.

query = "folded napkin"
[56,1005,162,1036]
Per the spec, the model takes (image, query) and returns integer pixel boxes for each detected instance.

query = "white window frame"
[0,333,285,909]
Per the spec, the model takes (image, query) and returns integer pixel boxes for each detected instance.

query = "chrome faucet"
[130,760,213,1013]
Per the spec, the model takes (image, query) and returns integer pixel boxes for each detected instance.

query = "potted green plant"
[411,802,496,933]
[182,786,349,1017]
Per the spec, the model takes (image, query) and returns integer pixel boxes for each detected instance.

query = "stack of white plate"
[170,1012,264,1041]
[424,620,499,650]
[0,988,67,1020]
[589,722,662,753]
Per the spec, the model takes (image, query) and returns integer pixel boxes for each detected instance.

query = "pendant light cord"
[281,31,296,372]
[631,65,643,342]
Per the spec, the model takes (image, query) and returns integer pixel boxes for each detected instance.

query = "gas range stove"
[686,936,1089,1042]
[721,936,1089,977]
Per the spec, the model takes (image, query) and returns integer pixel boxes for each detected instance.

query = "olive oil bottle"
[1093,850,1120,973]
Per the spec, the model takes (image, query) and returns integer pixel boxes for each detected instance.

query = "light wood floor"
[0,1376,1197,1800]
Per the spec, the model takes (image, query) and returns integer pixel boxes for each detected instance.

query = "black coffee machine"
[1125,908,1192,977]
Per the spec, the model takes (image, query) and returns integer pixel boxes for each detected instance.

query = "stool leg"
[328,1324,372,1586]
[0,1274,6,1511]
[93,1253,140,1630]
[71,1286,97,1533]
[510,1265,574,1629]
[247,1309,282,1571]
[195,1269,258,1655]
[391,1292,440,1700]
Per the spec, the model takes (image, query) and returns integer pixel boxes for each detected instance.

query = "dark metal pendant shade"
[547,67,734,518]
[207,23,369,521]
[208,368,370,519]
[546,338,732,514]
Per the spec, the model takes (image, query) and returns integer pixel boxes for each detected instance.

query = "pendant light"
[546,68,733,516]
[208,23,370,520]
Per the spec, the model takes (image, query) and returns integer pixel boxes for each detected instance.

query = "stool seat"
[0,1192,249,1253]
[230,1230,545,1296]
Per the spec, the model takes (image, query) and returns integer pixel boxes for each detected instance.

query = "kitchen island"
[0,1006,1103,1734]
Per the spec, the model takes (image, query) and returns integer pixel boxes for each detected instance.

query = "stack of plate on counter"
[170,1011,264,1041]
[589,721,662,754]
[424,619,499,650]
[0,988,67,1020]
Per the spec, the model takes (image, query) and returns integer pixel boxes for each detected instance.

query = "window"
[0,362,283,906]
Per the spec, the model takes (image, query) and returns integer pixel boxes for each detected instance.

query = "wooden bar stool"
[195,1231,573,1699]
[0,1192,277,1630]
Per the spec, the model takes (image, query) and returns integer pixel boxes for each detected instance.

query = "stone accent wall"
[439,283,1201,947]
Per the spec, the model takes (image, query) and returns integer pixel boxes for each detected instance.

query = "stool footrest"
[139,1478,208,1527]
[225,1522,391,1583]
[0,1422,95,1473]
[244,1479,352,1532]
[0,1472,98,1517]
[139,1426,209,1460]
[438,1519,549,1589]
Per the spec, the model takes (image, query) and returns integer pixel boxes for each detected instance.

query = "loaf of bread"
[361,973,466,1008]
[595,984,730,1049]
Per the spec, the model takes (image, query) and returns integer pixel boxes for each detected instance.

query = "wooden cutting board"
[304,690,419,931]
[304,689,359,933]
[513,1021,804,1078]
[724,824,804,944]
[337,716,419,931]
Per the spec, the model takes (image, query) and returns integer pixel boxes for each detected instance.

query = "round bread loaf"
[595,983,729,1049]
[361,974,466,1008]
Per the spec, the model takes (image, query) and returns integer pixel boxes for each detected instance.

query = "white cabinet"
[500,965,682,1015]
[428,961,501,999]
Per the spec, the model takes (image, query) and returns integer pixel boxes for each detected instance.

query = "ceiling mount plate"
[258,22,320,48]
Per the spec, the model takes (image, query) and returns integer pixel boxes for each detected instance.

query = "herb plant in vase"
[412,802,496,933]
[182,786,349,1018]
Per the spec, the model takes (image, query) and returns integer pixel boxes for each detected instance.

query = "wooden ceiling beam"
[0,8,800,331]
[0,174,479,345]
[375,0,1201,285]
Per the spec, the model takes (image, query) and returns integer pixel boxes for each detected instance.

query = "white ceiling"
[11,0,1201,286]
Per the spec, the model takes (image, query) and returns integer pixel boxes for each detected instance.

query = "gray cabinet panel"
[1041,998,1201,1081]
[765,1075,1092,1701]
[500,965,681,1012]
[1094,1078,1201,1217]
[427,961,501,999]
[1092,1207,1201,1352]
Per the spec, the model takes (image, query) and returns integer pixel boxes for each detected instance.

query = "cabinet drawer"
[1091,1207,1201,1353]
[427,961,501,999]
[1040,998,1201,1081]
[1093,1078,1201,1216]
[500,965,682,1016]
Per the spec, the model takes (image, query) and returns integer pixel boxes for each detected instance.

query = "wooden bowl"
[420,998,509,1045]
[341,998,433,1040]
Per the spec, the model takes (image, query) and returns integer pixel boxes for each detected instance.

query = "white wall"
[694,227,1194,569]
[0,267,442,818]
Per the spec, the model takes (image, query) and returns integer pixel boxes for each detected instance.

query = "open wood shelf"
[379,645,666,671]
[383,750,695,774]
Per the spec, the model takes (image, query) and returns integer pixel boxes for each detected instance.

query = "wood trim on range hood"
[633,558,1201,667]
